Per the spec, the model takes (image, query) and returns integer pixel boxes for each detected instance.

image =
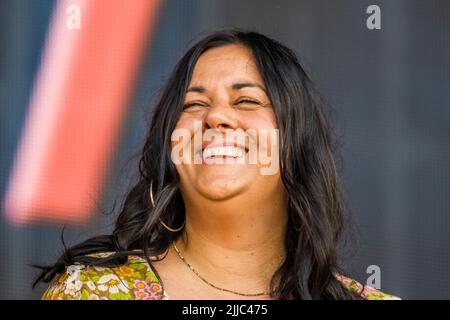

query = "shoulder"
[41,252,166,300]
[335,274,401,300]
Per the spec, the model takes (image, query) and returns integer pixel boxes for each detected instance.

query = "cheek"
[174,114,196,132]
[241,109,277,130]
[171,115,196,148]
[171,114,202,168]
[242,112,279,166]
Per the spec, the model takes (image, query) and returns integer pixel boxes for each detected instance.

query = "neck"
[173,192,288,294]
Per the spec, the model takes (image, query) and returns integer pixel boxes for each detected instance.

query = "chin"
[196,179,248,201]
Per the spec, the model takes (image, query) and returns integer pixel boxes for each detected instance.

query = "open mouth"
[201,144,248,165]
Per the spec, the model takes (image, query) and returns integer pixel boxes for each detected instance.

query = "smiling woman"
[35,29,400,300]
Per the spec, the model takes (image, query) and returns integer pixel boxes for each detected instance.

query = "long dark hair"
[33,29,361,300]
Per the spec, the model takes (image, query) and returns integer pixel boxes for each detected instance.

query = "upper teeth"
[203,146,245,159]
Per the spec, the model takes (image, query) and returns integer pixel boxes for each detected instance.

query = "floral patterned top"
[41,252,400,300]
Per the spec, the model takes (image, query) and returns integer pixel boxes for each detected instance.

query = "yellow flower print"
[115,265,135,278]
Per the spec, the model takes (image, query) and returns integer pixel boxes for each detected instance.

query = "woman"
[35,30,399,300]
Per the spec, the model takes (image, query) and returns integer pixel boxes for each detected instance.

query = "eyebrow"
[186,82,267,94]
[232,82,267,93]
[186,85,206,93]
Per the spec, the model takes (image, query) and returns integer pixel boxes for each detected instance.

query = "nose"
[204,102,238,132]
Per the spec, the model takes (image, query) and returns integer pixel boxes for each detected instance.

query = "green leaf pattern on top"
[41,252,400,300]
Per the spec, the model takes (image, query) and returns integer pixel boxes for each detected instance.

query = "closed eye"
[236,99,260,105]
[183,102,209,110]
[234,98,268,110]
[183,99,269,111]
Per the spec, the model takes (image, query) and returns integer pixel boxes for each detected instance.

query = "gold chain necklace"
[172,242,271,297]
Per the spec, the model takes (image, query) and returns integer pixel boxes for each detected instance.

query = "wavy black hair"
[33,29,361,300]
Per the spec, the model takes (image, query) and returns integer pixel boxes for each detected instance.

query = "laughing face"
[172,44,282,202]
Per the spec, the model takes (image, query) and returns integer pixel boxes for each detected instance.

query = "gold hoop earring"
[150,181,185,233]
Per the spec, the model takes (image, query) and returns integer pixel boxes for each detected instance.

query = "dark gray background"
[1,0,449,299]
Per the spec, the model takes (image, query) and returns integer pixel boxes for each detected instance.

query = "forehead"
[190,44,263,84]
